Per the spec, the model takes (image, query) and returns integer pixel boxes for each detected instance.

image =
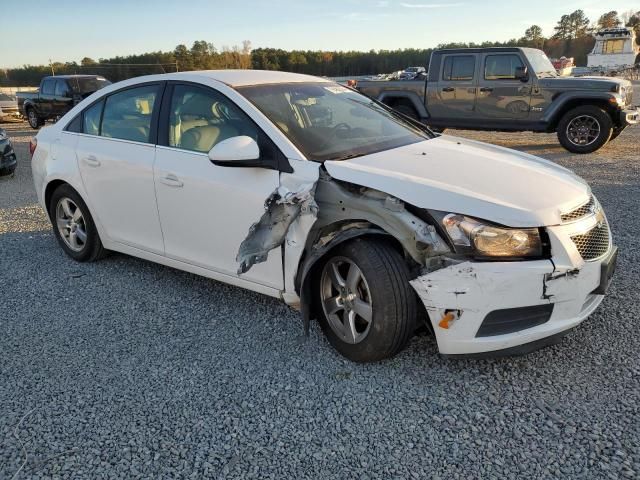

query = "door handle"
[442,87,455,92]
[160,173,184,188]
[83,155,101,167]
[479,87,493,93]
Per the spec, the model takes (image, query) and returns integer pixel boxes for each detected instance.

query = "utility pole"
[49,59,55,76]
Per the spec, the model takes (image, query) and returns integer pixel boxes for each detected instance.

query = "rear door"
[476,53,532,119]
[76,83,165,253]
[427,53,477,120]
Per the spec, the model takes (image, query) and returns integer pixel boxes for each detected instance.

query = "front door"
[427,53,477,121]
[476,53,532,120]
[153,83,283,289]
[77,83,165,253]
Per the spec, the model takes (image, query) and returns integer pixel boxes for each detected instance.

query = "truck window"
[41,79,55,95]
[442,56,475,81]
[54,80,71,97]
[484,55,524,80]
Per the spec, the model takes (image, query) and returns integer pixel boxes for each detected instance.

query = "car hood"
[323,135,590,227]
[538,76,631,91]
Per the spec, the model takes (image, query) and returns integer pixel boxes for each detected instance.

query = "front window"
[237,83,432,161]
[603,39,625,54]
[168,84,260,153]
[484,54,525,80]
[523,50,558,78]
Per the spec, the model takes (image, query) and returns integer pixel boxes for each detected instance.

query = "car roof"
[156,70,332,87]
[45,75,106,79]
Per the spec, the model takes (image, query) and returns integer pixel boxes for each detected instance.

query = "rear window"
[442,56,475,81]
[68,77,111,95]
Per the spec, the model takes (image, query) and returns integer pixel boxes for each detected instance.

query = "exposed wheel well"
[44,180,70,219]
[550,99,617,131]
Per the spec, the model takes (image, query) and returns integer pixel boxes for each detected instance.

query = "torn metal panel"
[236,159,320,277]
[310,174,450,266]
[236,182,317,275]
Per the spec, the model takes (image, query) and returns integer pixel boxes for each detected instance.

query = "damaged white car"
[31,71,617,362]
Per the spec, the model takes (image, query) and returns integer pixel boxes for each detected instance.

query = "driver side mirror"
[208,136,262,167]
[515,66,529,82]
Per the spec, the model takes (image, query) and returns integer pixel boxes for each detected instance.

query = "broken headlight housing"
[440,213,543,259]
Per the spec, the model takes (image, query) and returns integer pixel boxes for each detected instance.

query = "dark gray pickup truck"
[354,47,639,153]
[17,75,111,129]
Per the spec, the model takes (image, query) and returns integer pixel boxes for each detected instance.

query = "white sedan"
[31,70,617,361]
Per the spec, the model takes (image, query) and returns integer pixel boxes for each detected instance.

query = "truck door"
[476,53,532,120]
[427,53,477,121]
[39,78,56,118]
[54,80,73,117]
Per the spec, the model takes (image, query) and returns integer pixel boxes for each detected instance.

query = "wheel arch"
[377,91,429,119]
[544,95,619,131]
[295,219,419,333]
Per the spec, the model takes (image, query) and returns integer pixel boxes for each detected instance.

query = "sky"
[1,0,638,68]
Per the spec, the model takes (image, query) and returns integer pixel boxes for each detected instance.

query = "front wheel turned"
[316,237,417,362]
[557,106,613,154]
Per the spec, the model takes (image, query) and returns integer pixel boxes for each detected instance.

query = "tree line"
[2,9,638,87]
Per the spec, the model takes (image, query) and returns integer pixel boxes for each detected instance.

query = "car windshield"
[524,50,558,78]
[237,82,432,161]
[68,77,111,95]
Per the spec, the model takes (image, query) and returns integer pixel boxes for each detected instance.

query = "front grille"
[571,221,611,261]
[561,196,595,222]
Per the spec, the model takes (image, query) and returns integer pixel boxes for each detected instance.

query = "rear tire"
[557,105,613,154]
[315,237,417,363]
[49,184,107,262]
[26,108,43,129]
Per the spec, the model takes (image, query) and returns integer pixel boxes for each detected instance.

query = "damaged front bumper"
[410,246,616,357]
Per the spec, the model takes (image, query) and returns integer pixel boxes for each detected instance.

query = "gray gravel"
[1,97,640,479]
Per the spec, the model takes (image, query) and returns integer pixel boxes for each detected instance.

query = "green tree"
[597,11,621,29]
[524,25,545,48]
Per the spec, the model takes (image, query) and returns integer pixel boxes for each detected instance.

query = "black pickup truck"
[17,75,111,129]
[354,47,639,153]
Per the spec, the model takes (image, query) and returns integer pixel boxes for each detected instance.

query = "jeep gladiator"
[354,47,639,153]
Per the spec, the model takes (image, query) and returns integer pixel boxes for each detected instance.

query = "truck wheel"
[315,237,417,363]
[557,106,613,154]
[26,108,43,129]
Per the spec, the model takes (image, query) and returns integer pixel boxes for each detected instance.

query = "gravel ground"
[1,96,639,479]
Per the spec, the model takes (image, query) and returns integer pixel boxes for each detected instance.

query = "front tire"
[49,184,107,262]
[316,238,417,362]
[557,106,613,154]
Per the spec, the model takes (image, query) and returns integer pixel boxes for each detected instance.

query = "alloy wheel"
[566,115,601,146]
[320,257,373,344]
[28,110,38,128]
[56,197,87,252]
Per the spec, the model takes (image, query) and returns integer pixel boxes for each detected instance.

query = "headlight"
[441,213,543,258]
